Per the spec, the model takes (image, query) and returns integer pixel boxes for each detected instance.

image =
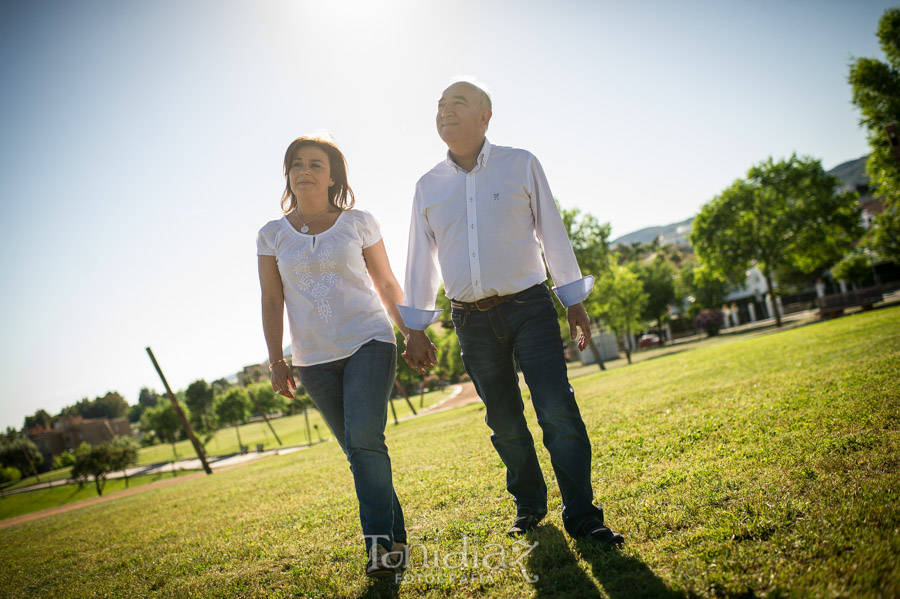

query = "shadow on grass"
[357,576,399,599]
[574,537,684,599]
[640,348,689,362]
[527,526,683,599]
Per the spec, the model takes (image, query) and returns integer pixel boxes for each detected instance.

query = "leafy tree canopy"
[594,263,648,364]
[691,155,861,325]
[849,7,900,262]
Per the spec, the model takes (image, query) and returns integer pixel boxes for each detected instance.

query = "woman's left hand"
[270,362,296,399]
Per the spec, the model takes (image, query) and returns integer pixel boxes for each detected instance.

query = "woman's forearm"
[261,297,286,362]
[376,279,409,338]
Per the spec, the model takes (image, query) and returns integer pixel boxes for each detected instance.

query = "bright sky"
[0,0,890,430]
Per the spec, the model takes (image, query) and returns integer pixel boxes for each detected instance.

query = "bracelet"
[268,359,287,371]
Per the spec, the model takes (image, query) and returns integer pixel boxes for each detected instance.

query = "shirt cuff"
[552,275,594,307]
[397,305,443,330]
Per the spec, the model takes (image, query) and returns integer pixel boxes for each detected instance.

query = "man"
[399,80,624,546]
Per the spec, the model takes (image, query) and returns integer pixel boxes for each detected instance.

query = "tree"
[108,437,139,488]
[632,255,676,343]
[185,379,215,432]
[211,378,232,395]
[677,259,731,319]
[215,388,250,448]
[849,7,900,263]
[287,387,313,414]
[70,442,116,496]
[0,436,43,480]
[130,387,160,423]
[23,409,53,431]
[691,155,861,327]
[141,402,182,458]
[434,328,465,383]
[560,205,613,369]
[62,392,129,420]
[594,263,648,365]
[247,382,287,416]
[831,251,874,286]
[94,392,129,419]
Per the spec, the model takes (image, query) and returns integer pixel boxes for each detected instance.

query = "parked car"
[638,333,661,348]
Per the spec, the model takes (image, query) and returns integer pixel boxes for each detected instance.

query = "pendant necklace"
[296,207,331,233]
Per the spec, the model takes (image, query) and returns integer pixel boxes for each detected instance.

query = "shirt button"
[472,252,476,257]
[468,197,473,202]
[471,224,475,229]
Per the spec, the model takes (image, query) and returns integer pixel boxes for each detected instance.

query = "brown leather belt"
[450,292,518,312]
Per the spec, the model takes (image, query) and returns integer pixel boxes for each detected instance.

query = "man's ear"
[481,109,493,130]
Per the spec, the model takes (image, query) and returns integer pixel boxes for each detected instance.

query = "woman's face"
[288,145,333,204]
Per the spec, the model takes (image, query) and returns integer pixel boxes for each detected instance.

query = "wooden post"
[393,378,417,415]
[289,370,313,446]
[389,394,399,425]
[303,404,312,445]
[247,391,283,446]
[145,347,213,475]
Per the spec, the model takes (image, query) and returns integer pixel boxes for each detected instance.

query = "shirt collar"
[445,138,493,173]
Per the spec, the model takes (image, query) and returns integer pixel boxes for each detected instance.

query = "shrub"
[422,374,441,391]
[692,309,724,336]
[0,466,20,484]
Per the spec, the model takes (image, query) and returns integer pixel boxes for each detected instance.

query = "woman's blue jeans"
[452,283,604,535]
[296,340,406,551]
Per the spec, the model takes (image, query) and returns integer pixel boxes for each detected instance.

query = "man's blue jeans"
[296,340,406,551]
[452,283,604,535]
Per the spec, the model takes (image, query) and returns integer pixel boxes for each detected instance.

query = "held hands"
[402,330,437,374]
[270,361,296,399]
[567,302,592,351]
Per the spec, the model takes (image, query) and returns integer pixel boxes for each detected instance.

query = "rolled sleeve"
[397,305,443,330]
[552,275,594,307]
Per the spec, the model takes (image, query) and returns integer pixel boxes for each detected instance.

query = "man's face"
[436,82,490,148]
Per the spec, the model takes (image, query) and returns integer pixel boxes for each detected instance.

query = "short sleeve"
[358,210,383,249]
[256,222,277,256]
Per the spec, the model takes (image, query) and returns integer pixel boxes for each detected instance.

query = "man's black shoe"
[574,519,625,547]
[507,509,546,537]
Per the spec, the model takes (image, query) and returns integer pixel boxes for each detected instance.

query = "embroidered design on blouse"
[293,238,338,321]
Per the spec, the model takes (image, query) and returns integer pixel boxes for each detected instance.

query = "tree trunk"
[95,476,104,496]
[657,316,666,346]
[623,329,632,365]
[763,269,782,327]
[234,424,243,448]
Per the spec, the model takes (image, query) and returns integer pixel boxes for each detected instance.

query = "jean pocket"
[451,309,468,330]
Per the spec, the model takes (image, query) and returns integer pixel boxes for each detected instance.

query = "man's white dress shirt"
[400,139,593,330]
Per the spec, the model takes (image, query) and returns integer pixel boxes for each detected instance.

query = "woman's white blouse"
[257,209,396,366]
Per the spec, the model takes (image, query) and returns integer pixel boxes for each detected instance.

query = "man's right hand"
[402,330,437,374]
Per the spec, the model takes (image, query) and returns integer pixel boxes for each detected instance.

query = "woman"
[257,134,409,578]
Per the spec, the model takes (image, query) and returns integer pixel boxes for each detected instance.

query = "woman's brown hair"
[281,135,355,213]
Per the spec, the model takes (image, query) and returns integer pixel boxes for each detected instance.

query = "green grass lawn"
[0,470,187,521]
[0,308,897,598]
[134,386,454,465]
